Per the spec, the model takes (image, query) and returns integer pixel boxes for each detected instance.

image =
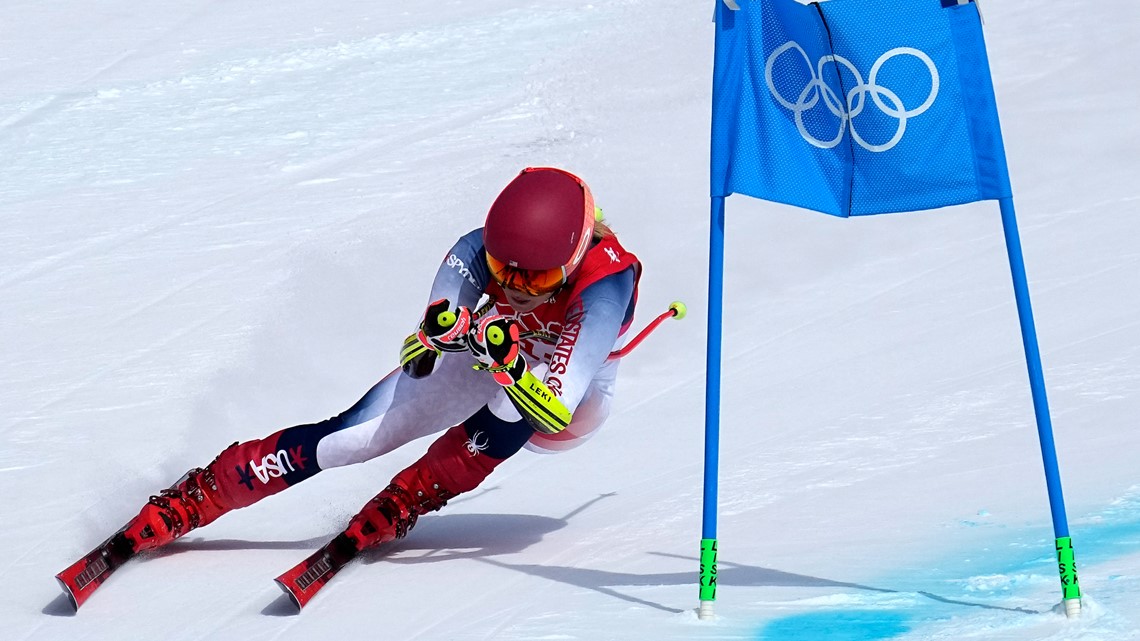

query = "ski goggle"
[485,252,568,296]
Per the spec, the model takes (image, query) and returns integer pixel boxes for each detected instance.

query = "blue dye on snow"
[1075,490,1140,565]
[757,610,910,641]
[753,490,1140,641]
[999,487,1140,577]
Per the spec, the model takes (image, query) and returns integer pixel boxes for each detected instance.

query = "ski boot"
[121,464,230,552]
[274,424,504,608]
[59,430,308,609]
[343,476,454,551]
[55,460,233,609]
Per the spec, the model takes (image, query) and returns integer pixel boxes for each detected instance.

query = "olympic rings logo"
[764,41,940,153]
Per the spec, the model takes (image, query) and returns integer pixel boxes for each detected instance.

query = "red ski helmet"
[483,167,596,295]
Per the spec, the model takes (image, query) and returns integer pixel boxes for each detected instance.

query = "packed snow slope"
[3,0,1139,639]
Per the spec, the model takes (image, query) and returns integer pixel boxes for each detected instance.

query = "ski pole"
[513,301,686,355]
[607,301,687,361]
[411,300,686,371]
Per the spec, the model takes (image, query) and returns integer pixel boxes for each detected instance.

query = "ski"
[274,533,359,610]
[54,472,194,611]
[55,530,136,611]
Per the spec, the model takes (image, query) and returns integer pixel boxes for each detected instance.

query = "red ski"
[55,531,136,610]
[274,533,359,610]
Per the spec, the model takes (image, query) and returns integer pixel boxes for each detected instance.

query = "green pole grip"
[1056,536,1081,600]
[699,538,718,601]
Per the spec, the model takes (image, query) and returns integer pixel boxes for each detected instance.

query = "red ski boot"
[121,465,230,552]
[55,463,233,610]
[343,478,452,550]
[59,431,310,609]
[273,476,456,610]
[275,425,506,609]
[343,425,502,550]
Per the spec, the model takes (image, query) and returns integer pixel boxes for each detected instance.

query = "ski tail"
[274,533,358,610]
[55,532,135,610]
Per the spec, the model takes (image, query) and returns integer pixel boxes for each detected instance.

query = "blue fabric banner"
[711,0,1012,216]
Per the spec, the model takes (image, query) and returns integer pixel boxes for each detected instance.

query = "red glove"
[400,299,471,378]
[467,314,527,386]
[416,299,472,353]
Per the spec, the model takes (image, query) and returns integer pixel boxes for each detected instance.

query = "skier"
[108,167,642,570]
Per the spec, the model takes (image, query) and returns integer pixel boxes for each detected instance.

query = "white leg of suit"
[315,351,502,468]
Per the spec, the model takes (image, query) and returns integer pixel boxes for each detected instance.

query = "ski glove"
[400,299,471,379]
[467,314,525,384]
[418,299,473,352]
[468,315,571,435]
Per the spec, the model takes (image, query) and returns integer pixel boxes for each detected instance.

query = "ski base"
[274,533,358,610]
[55,532,135,611]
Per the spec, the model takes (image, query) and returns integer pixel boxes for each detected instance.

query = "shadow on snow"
[43,491,1044,618]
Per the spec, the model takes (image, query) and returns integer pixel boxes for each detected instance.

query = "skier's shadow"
[46,490,1041,618]
[381,531,1042,616]
[258,490,605,616]
[359,498,1042,616]
[241,490,1043,617]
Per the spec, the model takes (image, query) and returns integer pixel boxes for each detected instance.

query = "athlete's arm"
[401,229,490,377]
[424,228,491,311]
[540,268,636,413]
[467,269,635,434]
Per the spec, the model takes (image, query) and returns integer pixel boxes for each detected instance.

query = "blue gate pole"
[699,196,726,620]
[998,196,1081,617]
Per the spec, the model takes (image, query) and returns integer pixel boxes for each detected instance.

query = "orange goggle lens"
[486,253,567,296]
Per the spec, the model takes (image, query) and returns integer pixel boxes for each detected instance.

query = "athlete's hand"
[400,299,471,378]
[418,299,472,352]
[468,315,570,434]
[467,314,527,386]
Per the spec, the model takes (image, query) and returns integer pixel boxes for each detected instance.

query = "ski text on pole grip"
[700,538,718,601]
